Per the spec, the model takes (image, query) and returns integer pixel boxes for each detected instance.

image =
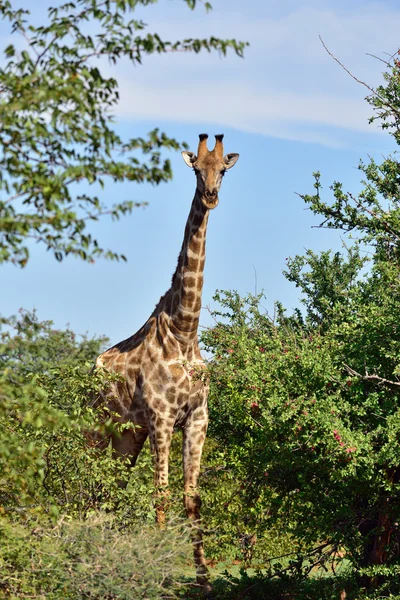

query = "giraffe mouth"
[201,194,219,210]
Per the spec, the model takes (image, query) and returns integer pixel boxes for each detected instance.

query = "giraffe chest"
[142,357,208,426]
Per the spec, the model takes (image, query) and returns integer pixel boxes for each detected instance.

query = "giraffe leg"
[112,426,148,465]
[111,426,148,488]
[148,419,173,527]
[182,410,211,596]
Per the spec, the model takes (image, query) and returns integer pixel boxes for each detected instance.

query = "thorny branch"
[344,364,400,389]
[319,36,400,121]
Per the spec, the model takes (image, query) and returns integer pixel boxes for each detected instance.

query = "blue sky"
[2,0,399,345]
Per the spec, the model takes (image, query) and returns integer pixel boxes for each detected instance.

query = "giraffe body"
[95,134,239,594]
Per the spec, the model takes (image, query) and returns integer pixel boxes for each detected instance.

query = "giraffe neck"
[164,190,209,344]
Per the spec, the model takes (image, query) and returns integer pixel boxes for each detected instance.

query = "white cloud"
[115,80,377,146]
[3,0,398,146]
[104,2,400,146]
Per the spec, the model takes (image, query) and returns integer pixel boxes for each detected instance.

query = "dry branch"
[319,36,400,120]
[344,364,400,389]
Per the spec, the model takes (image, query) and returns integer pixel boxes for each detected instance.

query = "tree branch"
[344,364,400,389]
[319,36,400,120]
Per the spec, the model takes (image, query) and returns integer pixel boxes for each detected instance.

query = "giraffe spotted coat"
[95,133,239,594]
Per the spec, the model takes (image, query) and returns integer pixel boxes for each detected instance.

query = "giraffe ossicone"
[94,133,239,595]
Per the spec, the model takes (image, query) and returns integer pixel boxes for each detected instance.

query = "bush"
[0,513,191,599]
[0,311,196,599]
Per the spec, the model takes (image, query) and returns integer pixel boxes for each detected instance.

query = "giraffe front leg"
[182,408,211,596]
[112,425,148,466]
[149,419,173,527]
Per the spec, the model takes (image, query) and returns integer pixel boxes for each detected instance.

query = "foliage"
[209,570,359,600]
[0,310,157,522]
[202,276,400,568]
[0,311,189,597]
[199,53,400,596]
[1,308,108,375]
[299,51,400,260]
[0,513,191,599]
[0,0,247,266]
[0,310,100,511]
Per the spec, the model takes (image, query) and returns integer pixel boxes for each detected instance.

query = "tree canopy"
[200,52,400,597]
[0,0,246,266]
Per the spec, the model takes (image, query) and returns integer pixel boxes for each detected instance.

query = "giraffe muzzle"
[202,189,219,209]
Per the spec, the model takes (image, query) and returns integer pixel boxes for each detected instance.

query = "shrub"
[0,513,191,599]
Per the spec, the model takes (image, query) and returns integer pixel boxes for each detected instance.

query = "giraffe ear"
[181,151,197,168]
[224,153,239,170]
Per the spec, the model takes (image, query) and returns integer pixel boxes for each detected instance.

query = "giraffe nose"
[205,188,217,199]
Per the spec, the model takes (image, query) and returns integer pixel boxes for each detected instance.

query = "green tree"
[0,310,106,512]
[0,310,157,519]
[0,308,108,375]
[0,311,192,598]
[0,0,246,266]
[201,54,400,597]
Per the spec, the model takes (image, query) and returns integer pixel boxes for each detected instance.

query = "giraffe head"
[181,133,239,209]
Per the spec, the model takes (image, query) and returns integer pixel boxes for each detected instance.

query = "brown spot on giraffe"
[94,133,239,596]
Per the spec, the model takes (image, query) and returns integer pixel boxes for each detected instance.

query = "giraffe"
[95,133,239,593]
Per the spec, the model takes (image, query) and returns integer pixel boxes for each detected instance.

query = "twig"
[34,33,59,67]
[366,53,390,67]
[236,582,260,600]
[344,364,400,389]
[319,36,400,120]
[250,416,264,429]
[252,264,258,296]
[319,36,377,97]
[347,191,400,242]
